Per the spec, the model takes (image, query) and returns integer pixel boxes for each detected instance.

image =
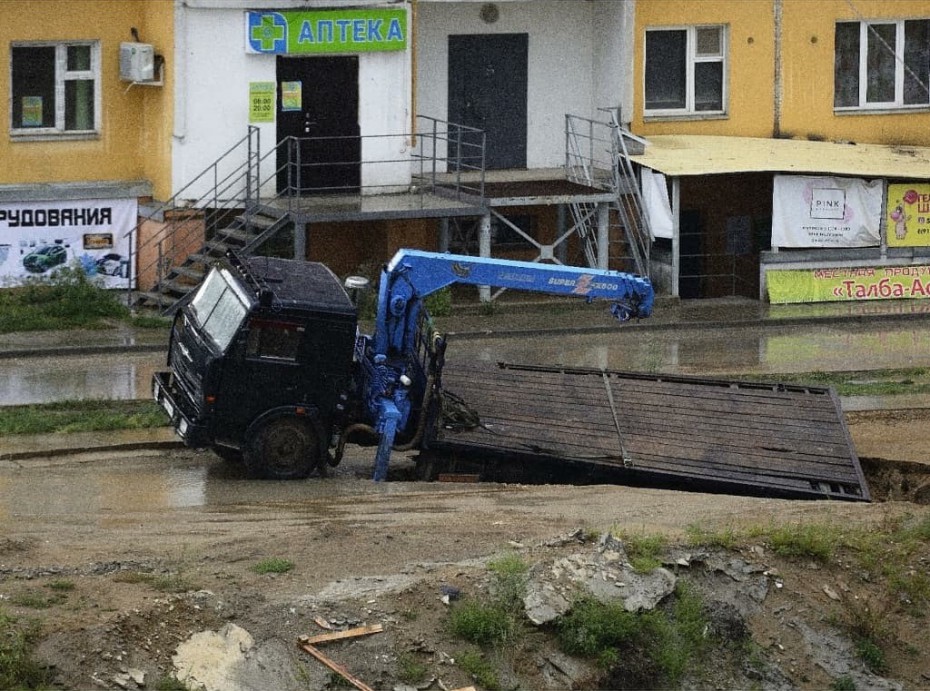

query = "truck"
[152,249,654,481]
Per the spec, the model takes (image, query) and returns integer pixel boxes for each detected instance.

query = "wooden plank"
[298,624,383,646]
[430,361,869,501]
[298,643,374,691]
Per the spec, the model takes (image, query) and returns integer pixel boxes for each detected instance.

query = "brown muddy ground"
[0,409,928,690]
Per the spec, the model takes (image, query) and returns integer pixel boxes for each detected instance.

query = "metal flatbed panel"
[429,362,870,501]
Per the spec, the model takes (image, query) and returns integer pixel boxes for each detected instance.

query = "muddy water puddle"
[2,448,927,526]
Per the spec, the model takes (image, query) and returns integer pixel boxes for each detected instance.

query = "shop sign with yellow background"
[887,183,930,247]
[767,266,930,304]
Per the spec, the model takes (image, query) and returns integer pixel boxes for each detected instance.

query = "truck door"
[276,56,361,194]
[213,318,307,446]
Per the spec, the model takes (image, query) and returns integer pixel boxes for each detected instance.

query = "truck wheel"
[245,418,318,480]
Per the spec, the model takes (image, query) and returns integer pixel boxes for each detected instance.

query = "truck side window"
[245,320,302,361]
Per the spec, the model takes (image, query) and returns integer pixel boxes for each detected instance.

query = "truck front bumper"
[152,371,211,448]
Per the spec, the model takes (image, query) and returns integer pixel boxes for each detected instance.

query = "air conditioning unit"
[119,42,154,82]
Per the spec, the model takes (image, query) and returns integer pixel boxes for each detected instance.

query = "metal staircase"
[130,127,294,313]
[564,110,652,277]
[130,117,487,315]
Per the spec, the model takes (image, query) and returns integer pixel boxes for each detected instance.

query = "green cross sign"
[251,15,286,52]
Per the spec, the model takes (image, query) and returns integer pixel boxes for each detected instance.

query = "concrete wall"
[417,0,603,169]
[173,2,411,199]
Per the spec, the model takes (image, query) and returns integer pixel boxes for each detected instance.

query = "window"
[645,26,726,116]
[246,320,303,362]
[835,20,930,109]
[11,42,99,135]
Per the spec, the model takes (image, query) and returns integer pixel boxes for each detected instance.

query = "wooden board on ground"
[427,361,869,501]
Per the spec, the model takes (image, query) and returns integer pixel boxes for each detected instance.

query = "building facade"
[631,0,930,303]
[0,0,172,288]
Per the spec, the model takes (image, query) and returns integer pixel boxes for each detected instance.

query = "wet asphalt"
[2,295,930,460]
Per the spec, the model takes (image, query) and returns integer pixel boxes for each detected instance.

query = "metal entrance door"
[448,34,527,170]
[276,56,360,194]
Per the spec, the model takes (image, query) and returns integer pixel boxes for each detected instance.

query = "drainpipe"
[410,0,418,145]
[773,0,782,137]
[173,0,188,144]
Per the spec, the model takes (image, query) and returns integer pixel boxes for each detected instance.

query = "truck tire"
[244,417,318,480]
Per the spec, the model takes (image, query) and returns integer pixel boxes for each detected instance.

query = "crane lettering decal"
[451,262,472,279]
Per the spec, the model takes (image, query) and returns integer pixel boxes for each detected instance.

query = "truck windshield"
[189,268,250,352]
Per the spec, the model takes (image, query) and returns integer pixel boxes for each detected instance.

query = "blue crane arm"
[372,249,654,357]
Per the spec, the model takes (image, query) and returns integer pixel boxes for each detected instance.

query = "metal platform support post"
[439,218,450,253]
[478,213,492,302]
[597,202,610,270]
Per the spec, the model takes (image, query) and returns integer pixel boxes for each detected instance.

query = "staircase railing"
[127,126,264,305]
[564,112,651,277]
[129,118,487,308]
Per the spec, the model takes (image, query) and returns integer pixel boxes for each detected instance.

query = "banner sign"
[887,183,930,247]
[771,175,882,248]
[246,9,407,55]
[767,265,930,304]
[0,198,136,288]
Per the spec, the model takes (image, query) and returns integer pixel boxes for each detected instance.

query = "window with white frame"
[644,25,726,116]
[11,42,100,135]
[834,20,930,109]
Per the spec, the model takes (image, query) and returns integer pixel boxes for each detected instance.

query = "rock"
[822,585,841,601]
[523,537,677,624]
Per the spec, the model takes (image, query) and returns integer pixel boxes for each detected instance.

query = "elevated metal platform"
[425,361,870,501]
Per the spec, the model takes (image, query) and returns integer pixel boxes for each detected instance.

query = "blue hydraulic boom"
[356,250,654,480]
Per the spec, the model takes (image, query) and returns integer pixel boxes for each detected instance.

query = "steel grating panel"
[426,361,870,501]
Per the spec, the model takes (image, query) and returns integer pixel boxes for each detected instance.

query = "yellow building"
[631,0,930,302]
[0,0,172,287]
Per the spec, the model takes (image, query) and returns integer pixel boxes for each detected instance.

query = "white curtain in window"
[641,169,674,240]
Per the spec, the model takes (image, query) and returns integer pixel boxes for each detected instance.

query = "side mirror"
[344,275,370,306]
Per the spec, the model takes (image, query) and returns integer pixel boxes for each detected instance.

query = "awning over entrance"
[628,135,930,180]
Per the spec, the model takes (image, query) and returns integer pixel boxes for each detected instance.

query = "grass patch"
[9,590,66,610]
[0,399,167,436]
[252,557,294,575]
[0,609,53,690]
[613,530,668,573]
[46,580,75,592]
[728,367,930,398]
[395,653,429,684]
[765,523,839,563]
[0,267,130,334]
[456,650,500,690]
[448,553,528,647]
[557,582,717,687]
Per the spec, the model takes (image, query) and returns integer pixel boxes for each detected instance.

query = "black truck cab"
[153,254,357,479]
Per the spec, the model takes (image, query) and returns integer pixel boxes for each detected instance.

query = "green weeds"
[252,558,294,575]
[0,609,53,689]
[456,650,500,690]
[0,267,130,333]
[0,399,166,436]
[112,570,195,593]
[557,582,717,687]
[448,553,527,646]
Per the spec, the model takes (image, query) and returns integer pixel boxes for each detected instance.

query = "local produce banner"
[887,183,930,247]
[772,175,882,248]
[767,265,930,304]
[0,198,136,288]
